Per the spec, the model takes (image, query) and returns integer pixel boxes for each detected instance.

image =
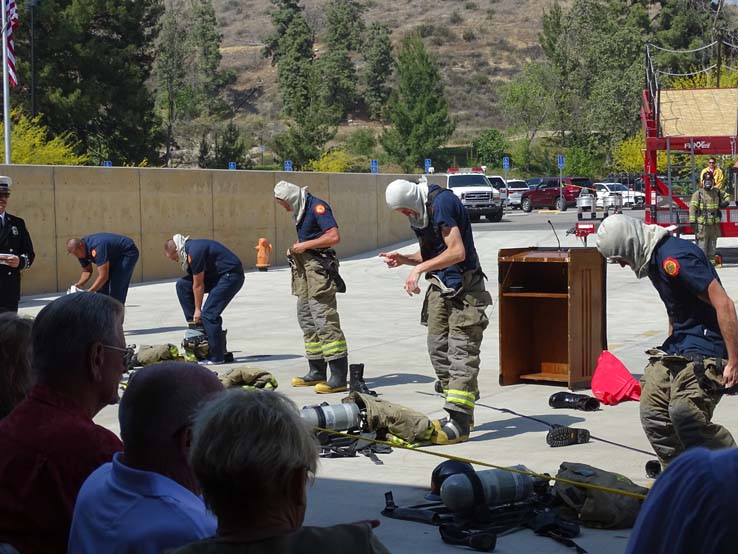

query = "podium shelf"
[498,250,571,263]
[520,372,569,383]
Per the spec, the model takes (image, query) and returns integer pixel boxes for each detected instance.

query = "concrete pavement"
[18,220,738,554]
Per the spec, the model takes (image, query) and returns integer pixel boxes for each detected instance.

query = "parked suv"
[594,182,645,209]
[520,177,594,212]
[501,179,530,209]
[426,168,504,222]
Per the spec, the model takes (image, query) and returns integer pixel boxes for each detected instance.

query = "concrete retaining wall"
[2,165,415,296]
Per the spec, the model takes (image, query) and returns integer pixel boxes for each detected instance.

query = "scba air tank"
[300,402,361,431]
[440,465,534,512]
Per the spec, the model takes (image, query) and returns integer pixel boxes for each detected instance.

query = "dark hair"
[0,313,33,419]
[32,294,124,383]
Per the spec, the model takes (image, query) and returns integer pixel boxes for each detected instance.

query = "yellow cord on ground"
[314,426,648,501]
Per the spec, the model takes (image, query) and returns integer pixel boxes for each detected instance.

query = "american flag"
[5,0,17,88]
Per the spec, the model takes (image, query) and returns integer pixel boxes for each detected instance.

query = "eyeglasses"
[708,161,716,164]
[103,344,135,367]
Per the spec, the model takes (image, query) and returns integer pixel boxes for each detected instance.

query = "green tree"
[346,128,377,156]
[473,129,508,167]
[501,62,555,170]
[4,111,88,165]
[565,146,601,178]
[197,122,251,169]
[363,23,393,119]
[316,47,357,120]
[538,0,653,157]
[539,1,575,142]
[188,0,236,117]
[155,3,188,166]
[14,0,164,165]
[274,67,337,167]
[214,121,249,169]
[198,133,213,168]
[381,34,455,172]
[275,10,315,118]
[264,0,304,63]
[325,0,365,50]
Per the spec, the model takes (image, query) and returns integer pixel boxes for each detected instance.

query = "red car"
[520,177,594,212]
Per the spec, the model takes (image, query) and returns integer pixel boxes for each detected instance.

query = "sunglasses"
[103,344,135,367]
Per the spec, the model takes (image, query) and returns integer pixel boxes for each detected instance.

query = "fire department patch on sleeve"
[91,249,97,258]
[663,257,680,277]
[314,204,327,215]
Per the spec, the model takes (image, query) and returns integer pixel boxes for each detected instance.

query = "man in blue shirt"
[596,215,737,470]
[274,181,355,394]
[381,179,492,444]
[66,233,139,304]
[68,362,222,553]
[165,235,244,365]
[626,447,738,554]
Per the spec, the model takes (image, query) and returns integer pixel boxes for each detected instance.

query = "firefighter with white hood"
[596,214,738,472]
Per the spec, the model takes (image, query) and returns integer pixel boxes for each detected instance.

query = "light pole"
[26,0,38,117]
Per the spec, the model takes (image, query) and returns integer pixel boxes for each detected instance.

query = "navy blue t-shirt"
[648,236,725,358]
[78,233,137,268]
[413,185,479,290]
[297,194,338,242]
[626,448,738,554]
[185,239,242,281]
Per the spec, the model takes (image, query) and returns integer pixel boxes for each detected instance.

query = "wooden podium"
[498,247,607,390]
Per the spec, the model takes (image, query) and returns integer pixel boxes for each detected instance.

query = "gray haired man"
[172,389,391,554]
[0,293,125,553]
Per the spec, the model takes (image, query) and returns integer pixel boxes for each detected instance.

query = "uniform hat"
[0,175,11,194]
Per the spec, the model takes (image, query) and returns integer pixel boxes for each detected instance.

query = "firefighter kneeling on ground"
[690,170,730,265]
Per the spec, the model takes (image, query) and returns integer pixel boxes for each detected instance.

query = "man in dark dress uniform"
[0,176,35,313]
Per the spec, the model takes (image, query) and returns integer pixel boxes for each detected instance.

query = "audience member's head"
[118,362,223,492]
[189,389,318,533]
[32,293,126,416]
[0,313,33,419]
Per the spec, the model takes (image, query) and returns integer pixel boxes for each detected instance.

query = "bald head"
[119,362,223,461]
[66,238,86,258]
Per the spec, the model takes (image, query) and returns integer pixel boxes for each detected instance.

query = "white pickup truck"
[593,182,645,209]
[426,168,504,222]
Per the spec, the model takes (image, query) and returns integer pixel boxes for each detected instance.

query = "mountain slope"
[214,0,563,139]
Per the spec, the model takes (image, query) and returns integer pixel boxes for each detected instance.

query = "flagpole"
[1,0,10,164]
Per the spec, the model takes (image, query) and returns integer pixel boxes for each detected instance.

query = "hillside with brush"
[214,0,558,141]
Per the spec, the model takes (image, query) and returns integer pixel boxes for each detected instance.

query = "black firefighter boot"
[548,391,600,412]
[349,363,377,396]
[291,359,327,387]
[432,411,472,445]
[315,357,349,394]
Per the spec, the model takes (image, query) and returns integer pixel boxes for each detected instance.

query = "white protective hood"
[385,179,430,229]
[274,180,308,224]
[595,214,669,279]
